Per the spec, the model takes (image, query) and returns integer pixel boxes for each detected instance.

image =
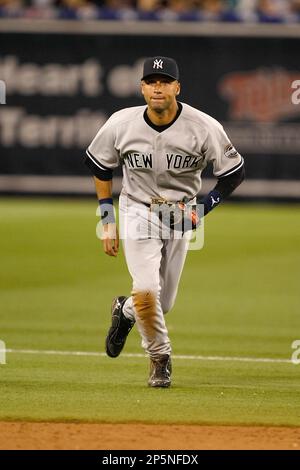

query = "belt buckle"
[151,197,168,205]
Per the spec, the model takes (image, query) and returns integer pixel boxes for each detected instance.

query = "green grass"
[0,198,300,426]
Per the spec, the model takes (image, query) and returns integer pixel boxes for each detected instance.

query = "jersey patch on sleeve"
[224,143,238,159]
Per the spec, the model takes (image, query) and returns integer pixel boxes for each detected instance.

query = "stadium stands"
[0,0,300,22]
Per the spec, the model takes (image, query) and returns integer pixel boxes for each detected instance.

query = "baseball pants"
[119,193,190,358]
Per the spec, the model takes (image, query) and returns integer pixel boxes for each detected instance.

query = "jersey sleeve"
[84,118,120,181]
[203,121,244,178]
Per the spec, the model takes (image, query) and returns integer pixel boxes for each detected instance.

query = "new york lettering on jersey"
[166,154,202,170]
[122,152,202,171]
[123,153,153,169]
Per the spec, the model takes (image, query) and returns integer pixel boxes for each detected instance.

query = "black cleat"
[105,296,135,358]
[148,355,172,388]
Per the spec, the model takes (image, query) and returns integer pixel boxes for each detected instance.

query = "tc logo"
[0,80,6,104]
[153,59,163,70]
[0,340,6,364]
[291,340,300,365]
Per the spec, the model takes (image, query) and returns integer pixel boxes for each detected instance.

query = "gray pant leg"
[120,195,189,358]
[159,236,189,314]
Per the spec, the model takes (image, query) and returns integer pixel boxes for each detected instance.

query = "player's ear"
[141,80,145,95]
[176,81,181,96]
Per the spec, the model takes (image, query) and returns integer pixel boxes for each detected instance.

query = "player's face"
[141,75,180,113]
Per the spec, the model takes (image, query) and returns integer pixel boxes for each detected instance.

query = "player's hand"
[177,202,200,232]
[101,223,119,257]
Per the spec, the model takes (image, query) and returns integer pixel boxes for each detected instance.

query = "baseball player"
[85,56,244,388]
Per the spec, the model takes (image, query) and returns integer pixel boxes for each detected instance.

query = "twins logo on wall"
[217,68,300,154]
[219,68,300,122]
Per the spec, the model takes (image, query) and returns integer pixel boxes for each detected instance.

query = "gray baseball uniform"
[86,102,243,358]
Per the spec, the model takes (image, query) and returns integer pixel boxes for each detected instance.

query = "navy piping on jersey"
[143,102,183,132]
[84,149,113,181]
[218,158,244,178]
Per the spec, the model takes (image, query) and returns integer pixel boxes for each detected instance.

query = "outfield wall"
[0,20,299,199]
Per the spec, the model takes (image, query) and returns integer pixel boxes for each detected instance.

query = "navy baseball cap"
[141,56,179,81]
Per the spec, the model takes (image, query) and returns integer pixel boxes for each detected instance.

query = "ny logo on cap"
[153,59,163,70]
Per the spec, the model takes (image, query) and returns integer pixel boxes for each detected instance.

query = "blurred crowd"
[1,0,300,22]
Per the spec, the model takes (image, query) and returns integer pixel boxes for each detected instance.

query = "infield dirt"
[1,422,300,450]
